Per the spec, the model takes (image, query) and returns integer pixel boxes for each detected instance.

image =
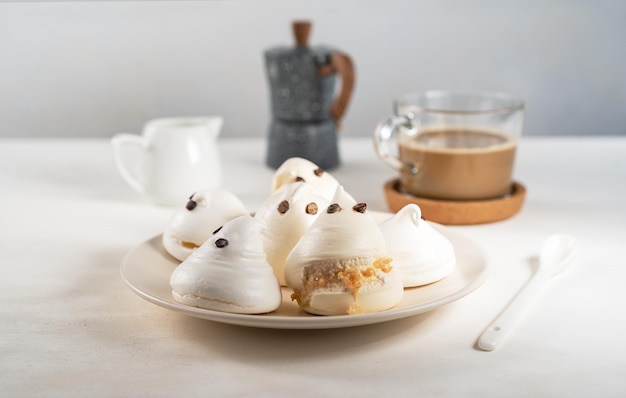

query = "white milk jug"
[112,117,223,205]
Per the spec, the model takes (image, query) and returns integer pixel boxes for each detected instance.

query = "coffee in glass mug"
[374,91,524,201]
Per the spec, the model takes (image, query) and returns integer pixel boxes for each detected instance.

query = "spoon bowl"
[539,234,579,277]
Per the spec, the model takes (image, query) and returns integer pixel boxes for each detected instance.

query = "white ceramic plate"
[120,217,488,329]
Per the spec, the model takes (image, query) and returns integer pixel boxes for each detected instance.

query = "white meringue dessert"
[162,189,249,261]
[379,204,456,287]
[271,157,341,201]
[284,186,404,315]
[169,215,282,314]
[254,182,329,286]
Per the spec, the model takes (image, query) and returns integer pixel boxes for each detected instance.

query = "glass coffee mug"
[374,91,524,201]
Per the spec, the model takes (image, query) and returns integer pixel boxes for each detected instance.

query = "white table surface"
[1,136,625,397]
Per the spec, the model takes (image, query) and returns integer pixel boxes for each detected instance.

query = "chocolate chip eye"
[295,176,305,182]
[313,168,324,177]
[212,226,223,235]
[186,199,197,211]
[215,238,229,248]
[327,203,342,213]
[277,200,290,214]
[305,202,318,215]
[352,203,367,213]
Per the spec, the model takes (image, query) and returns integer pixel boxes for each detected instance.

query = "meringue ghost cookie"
[162,189,249,262]
[271,157,341,201]
[254,182,329,286]
[169,215,282,314]
[379,204,456,287]
[284,186,403,315]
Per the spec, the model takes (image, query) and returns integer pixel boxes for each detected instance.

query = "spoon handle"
[477,270,549,351]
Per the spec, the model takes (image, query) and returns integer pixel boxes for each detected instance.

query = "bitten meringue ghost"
[162,189,249,262]
[169,215,282,314]
[284,186,403,315]
[254,182,329,286]
[271,157,341,201]
[379,204,456,287]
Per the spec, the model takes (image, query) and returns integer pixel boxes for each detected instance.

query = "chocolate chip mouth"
[352,203,367,213]
[186,199,197,211]
[215,238,229,248]
[277,200,290,214]
[327,203,342,213]
[305,202,318,215]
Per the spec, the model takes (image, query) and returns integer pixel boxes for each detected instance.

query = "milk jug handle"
[319,52,355,122]
[111,133,147,194]
[373,114,417,171]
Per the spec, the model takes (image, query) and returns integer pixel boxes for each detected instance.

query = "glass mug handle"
[373,114,419,171]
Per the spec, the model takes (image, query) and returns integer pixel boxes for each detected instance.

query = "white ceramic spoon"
[477,234,580,351]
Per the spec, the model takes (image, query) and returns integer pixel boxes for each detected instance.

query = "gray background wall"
[1,0,624,138]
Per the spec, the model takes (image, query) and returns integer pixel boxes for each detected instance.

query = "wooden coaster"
[383,179,526,225]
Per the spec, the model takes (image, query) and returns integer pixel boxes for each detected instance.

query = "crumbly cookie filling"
[290,257,393,314]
